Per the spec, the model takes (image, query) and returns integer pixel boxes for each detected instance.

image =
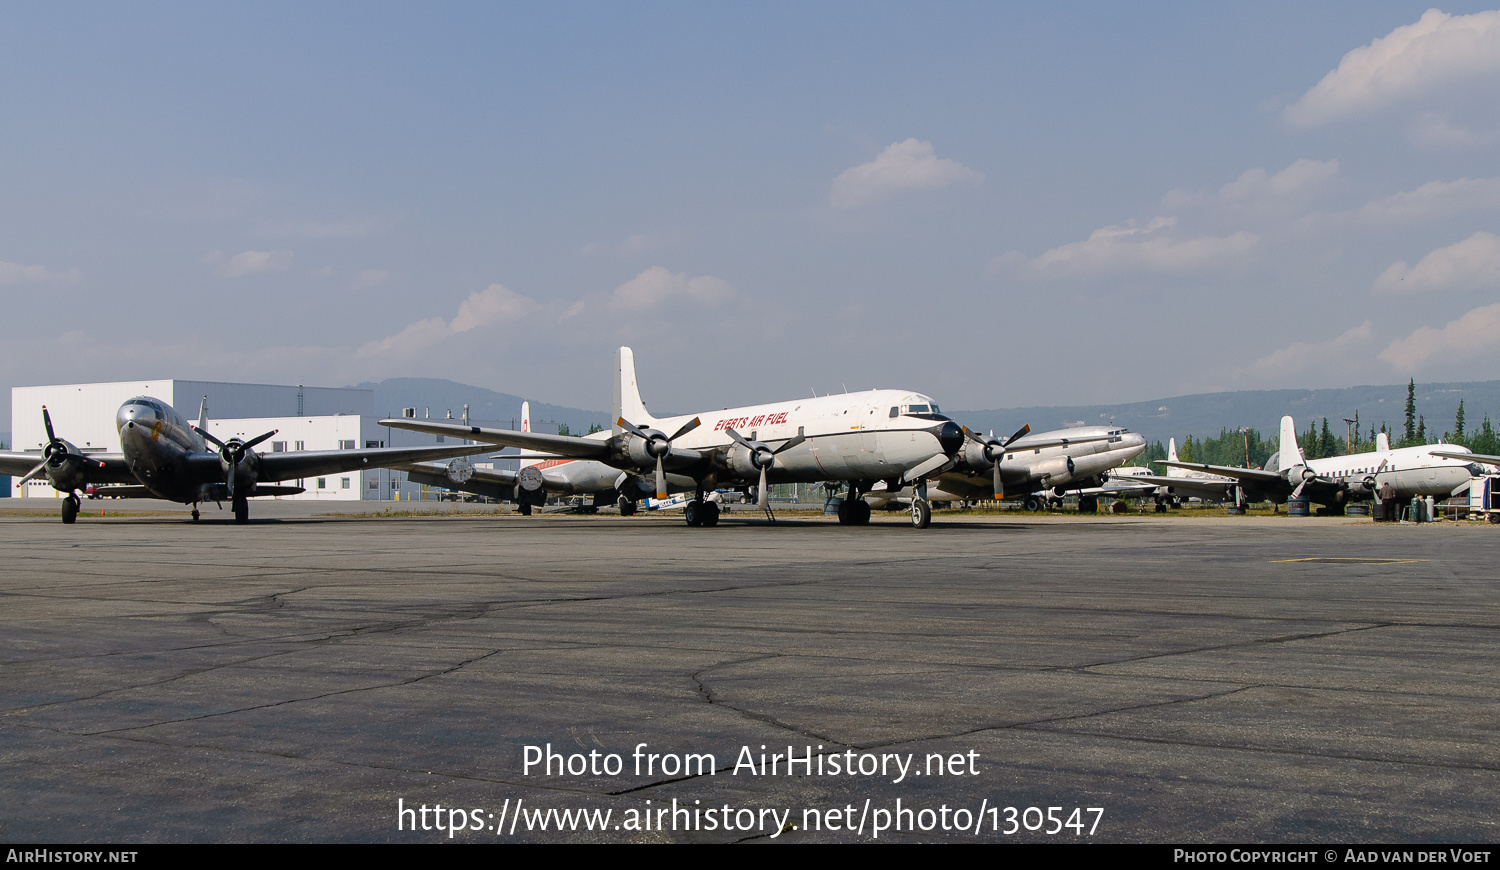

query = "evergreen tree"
[1417,415,1426,444]
[1318,418,1338,458]
[1403,379,1417,444]
[1180,435,1196,463]
[1454,400,1466,444]
[557,423,571,436]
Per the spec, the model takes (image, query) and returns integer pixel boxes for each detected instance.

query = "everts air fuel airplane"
[385,347,996,528]
[0,398,494,524]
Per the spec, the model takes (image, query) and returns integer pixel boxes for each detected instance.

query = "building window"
[369,479,379,490]
[340,440,355,450]
[317,478,326,489]
[271,441,287,453]
[341,478,350,489]
[295,441,305,451]
[365,440,383,448]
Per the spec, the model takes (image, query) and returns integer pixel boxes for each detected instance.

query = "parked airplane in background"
[383,347,970,528]
[864,424,1143,512]
[0,398,493,524]
[1115,437,1240,505]
[1147,416,1480,512]
[396,402,689,514]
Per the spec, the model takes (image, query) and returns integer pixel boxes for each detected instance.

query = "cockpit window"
[908,404,930,414]
[890,407,899,418]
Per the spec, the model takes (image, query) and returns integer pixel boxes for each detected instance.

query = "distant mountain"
[349,378,610,434]
[949,381,1500,445]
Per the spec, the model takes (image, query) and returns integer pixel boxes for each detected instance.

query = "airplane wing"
[1158,461,1285,485]
[0,452,138,485]
[379,419,615,460]
[1003,433,1115,452]
[255,443,496,482]
[1112,471,1236,499]
[1431,449,1496,466]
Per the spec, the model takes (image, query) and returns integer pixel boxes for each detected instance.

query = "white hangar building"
[8,379,486,501]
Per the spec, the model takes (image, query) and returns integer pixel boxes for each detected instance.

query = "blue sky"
[3,2,1499,427]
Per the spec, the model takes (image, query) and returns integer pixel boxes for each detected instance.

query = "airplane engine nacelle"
[517,465,545,492]
[1361,475,1378,491]
[44,439,90,492]
[1032,456,1075,484]
[727,444,763,479]
[957,439,994,473]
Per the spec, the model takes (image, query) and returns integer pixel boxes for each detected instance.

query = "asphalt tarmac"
[1,504,1495,843]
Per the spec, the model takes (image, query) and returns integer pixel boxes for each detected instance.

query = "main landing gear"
[836,498,871,525]
[191,506,200,522]
[618,497,638,517]
[60,493,81,524]
[684,496,719,527]
[233,495,249,524]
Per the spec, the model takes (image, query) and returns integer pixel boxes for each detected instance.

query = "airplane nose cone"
[938,421,964,456]
[116,401,153,433]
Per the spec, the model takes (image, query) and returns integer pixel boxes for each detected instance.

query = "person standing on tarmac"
[1378,481,1398,522]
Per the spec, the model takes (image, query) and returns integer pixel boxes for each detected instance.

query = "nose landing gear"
[61,493,81,524]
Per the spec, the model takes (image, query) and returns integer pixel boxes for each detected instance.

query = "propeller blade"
[668,417,701,442]
[758,464,768,510]
[993,463,1004,500]
[42,407,56,444]
[723,427,752,449]
[18,458,49,485]
[772,427,806,455]
[243,429,278,450]
[962,425,984,444]
[616,417,649,440]
[655,456,666,499]
[193,426,227,450]
[1002,424,1031,447]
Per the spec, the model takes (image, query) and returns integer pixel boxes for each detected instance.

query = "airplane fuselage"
[115,396,214,503]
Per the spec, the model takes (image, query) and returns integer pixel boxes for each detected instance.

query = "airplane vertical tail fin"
[1279,415,1305,468]
[197,396,208,432]
[521,401,531,433]
[613,346,653,432]
[1376,432,1390,452]
[1166,437,1180,478]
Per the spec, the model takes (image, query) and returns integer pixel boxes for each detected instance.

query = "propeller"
[725,426,806,510]
[962,423,1030,499]
[19,407,103,485]
[195,425,276,501]
[1287,464,1321,500]
[617,416,700,498]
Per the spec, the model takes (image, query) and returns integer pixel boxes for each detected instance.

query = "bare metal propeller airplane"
[383,347,979,528]
[0,397,494,524]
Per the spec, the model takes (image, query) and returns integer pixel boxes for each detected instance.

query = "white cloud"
[220,250,292,277]
[1284,9,1500,127]
[1348,176,1500,224]
[1021,216,1259,278]
[1407,111,1500,148]
[1374,232,1500,293]
[359,283,538,359]
[608,266,735,310]
[1162,159,1339,213]
[1239,322,1376,381]
[1380,302,1500,369]
[830,139,983,209]
[0,259,78,285]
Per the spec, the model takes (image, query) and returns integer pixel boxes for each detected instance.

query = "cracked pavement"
[1,508,1496,842]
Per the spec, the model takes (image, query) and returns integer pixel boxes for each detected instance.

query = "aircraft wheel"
[233,497,249,524]
[702,501,720,527]
[61,496,79,524]
[1078,496,1098,513]
[519,503,532,516]
[1024,495,1043,512]
[854,499,871,525]
[836,499,851,525]
[192,508,201,522]
[619,499,637,517]
[909,498,932,529]
[684,500,702,527]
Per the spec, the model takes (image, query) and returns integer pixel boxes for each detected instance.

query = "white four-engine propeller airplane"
[384,346,989,528]
[0,397,495,524]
